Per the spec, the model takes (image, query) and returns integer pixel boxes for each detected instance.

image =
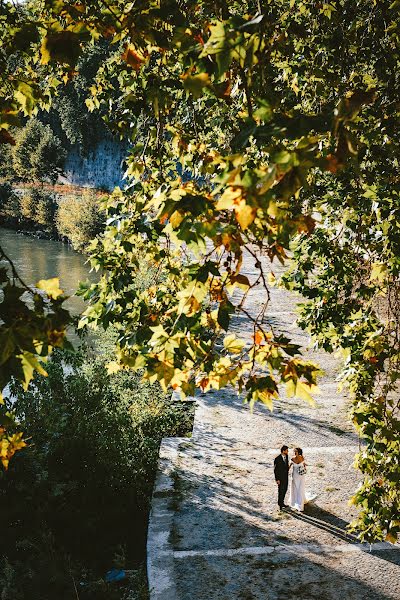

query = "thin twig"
[239,66,253,119]
[71,573,80,600]
[0,244,33,292]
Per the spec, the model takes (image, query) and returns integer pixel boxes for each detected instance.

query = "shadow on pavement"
[285,505,359,543]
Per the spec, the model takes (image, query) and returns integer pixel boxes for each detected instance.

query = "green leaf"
[272,150,292,165]
[254,100,273,123]
[217,300,235,331]
[0,412,16,428]
[0,330,16,365]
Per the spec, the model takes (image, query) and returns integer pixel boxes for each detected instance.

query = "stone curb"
[147,436,185,600]
[171,541,398,559]
[147,391,201,600]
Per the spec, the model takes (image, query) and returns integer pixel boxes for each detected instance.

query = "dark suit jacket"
[274,454,289,482]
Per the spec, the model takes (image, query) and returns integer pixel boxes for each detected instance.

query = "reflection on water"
[0,228,97,316]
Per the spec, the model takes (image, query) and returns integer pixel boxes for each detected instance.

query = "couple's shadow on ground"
[284,503,358,543]
[284,504,399,566]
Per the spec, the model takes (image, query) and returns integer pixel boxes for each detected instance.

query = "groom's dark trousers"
[274,454,289,507]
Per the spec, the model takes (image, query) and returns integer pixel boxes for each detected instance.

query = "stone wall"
[59,138,128,190]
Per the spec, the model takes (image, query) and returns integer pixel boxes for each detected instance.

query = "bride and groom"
[274,445,307,512]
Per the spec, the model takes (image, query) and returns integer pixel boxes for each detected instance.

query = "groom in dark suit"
[274,445,289,509]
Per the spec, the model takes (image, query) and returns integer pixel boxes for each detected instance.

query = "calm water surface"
[0,228,97,316]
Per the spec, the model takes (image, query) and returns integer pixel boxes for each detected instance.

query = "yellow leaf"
[285,378,296,397]
[133,354,147,369]
[266,200,278,218]
[225,166,243,185]
[291,76,299,95]
[40,37,51,65]
[154,361,175,390]
[8,432,27,453]
[223,334,245,354]
[15,82,36,116]
[216,187,242,210]
[170,210,184,228]
[370,263,387,283]
[170,369,189,389]
[107,361,121,374]
[182,72,211,99]
[385,532,397,544]
[19,353,48,390]
[235,201,256,229]
[0,431,26,469]
[36,278,64,300]
[295,380,319,405]
[258,390,275,410]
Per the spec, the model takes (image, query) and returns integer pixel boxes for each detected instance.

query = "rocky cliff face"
[59,138,127,190]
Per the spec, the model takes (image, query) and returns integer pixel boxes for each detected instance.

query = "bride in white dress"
[289,448,307,512]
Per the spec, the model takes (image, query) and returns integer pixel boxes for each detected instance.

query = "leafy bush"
[35,192,56,228]
[18,188,57,230]
[0,329,193,600]
[18,189,35,220]
[56,191,105,249]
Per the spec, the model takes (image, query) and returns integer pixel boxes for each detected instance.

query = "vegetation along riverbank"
[0,328,194,600]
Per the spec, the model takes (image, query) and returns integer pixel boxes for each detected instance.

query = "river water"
[0,228,96,316]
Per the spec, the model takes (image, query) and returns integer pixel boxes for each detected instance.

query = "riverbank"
[0,181,105,250]
[0,215,64,241]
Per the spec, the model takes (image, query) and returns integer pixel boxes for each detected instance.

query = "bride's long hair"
[295,447,303,456]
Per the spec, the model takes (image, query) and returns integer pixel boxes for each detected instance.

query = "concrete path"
[147,252,400,600]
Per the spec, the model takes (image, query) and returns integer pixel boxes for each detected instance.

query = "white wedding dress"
[290,460,306,512]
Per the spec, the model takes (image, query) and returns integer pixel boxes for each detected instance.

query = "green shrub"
[35,192,56,228]
[18,188,57,229]
[56,191,105,249]
[0,328,192,600]
[18,189,36,220]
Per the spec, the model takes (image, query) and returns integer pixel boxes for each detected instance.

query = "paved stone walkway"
[147,252,400,600]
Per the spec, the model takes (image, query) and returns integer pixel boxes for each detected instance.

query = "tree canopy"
[11,118,66,183]
[0,0,399,542]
